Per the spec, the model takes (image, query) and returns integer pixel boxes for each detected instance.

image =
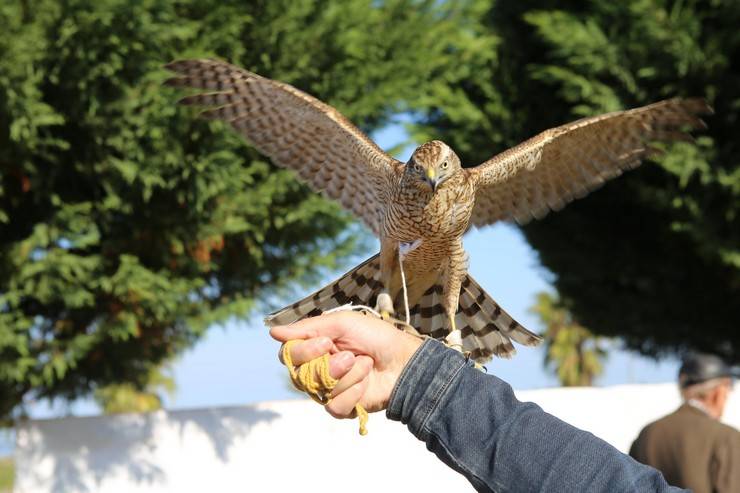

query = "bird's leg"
[375,242,398,321]
[442,242,467,353]
[397,239,422,324]
[444,311,463,351]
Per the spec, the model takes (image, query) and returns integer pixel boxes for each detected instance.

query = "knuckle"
[325,401,349,419]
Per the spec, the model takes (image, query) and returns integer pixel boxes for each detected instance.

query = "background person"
[629,353,740,493]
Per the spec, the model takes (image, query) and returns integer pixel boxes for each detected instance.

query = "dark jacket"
[629,403,740,493]
[388,339,683,492]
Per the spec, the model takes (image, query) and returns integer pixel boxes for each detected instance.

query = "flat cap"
[678,353,740,388]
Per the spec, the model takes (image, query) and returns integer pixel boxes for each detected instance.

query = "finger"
[283,337,333,367]
[270,324,319,343]
[269,312,355,342]
[326,376,369,419]
[330,355,373,398]
[328,351,356,380]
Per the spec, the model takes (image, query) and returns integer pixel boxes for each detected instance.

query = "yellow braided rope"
[281,340,368,436]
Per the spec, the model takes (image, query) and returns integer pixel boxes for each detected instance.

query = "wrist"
[397,333,424,368]
[386,339,468,438]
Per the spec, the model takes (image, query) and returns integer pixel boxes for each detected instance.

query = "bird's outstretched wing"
[466,98,712,227]
[165,59,402,235]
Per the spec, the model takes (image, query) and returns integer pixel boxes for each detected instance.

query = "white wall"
[15,383,740,493]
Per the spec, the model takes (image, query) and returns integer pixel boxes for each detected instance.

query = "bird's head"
[405,140,461,193]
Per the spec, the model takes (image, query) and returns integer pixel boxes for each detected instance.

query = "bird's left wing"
[466,98,711,227]
[165,59,402,236]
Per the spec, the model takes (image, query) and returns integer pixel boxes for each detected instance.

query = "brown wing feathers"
[469,98,712,228]
[164,59,400,236]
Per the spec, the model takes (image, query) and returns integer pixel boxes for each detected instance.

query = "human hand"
[270,311,423,418]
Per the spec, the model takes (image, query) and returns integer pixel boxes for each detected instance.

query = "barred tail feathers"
[459,275,542,362]
[409,274,542,363]
[266,257,541,364]
[265,254,383,326]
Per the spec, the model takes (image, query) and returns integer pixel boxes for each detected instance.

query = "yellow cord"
[281,340,368,436]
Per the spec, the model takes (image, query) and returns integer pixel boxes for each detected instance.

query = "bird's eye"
[441,161,448,169]
[413,164,422,172]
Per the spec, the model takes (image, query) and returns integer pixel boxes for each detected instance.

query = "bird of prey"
[165,58,710,362]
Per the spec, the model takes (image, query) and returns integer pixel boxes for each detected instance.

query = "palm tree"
[530,292,608,386]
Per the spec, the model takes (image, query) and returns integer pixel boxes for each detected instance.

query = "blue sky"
[21,121,679,424]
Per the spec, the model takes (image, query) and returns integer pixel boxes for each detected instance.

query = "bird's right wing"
[165,59,402,236]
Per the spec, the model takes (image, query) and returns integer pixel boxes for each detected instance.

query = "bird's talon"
[375,292,395,321]
[444,328,463,350]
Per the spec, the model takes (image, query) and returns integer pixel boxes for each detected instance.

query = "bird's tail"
[265,254,542,363]
[408,275,542,362]
[265,254,384,326]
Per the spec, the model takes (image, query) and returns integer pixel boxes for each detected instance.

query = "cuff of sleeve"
[386,338,468,440]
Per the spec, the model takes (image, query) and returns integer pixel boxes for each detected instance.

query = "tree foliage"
[3,0,737,424]
[0,0,472,421]
[531,292,607,386]
[0,456,13,491]
[94,364,175,414]
[415,0,740,362]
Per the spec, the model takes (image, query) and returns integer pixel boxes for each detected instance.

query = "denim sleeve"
[386,339,685,493]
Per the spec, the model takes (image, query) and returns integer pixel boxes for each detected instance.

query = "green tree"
[414,0,740,362]
[0,0,473,421]
[0,456,13,493]
[94,364,175,414]
[531,292,607,386]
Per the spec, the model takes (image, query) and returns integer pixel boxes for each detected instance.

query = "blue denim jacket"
[387,339,686,492]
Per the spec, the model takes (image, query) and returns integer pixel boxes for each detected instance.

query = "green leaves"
[5,0,735,423]
[94,363,176,414]
[414,0,740,362]
[0,0,473,420]
[531,292,608,387]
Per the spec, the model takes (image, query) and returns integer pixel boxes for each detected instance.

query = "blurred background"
[1,0,738,491]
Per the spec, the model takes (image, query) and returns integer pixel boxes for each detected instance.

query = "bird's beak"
[426,168,439,192]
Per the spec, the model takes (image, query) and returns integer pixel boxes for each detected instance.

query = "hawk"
[165,59,710,362]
